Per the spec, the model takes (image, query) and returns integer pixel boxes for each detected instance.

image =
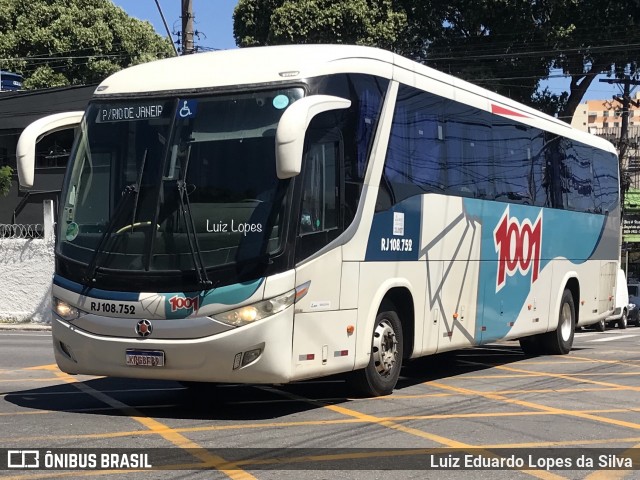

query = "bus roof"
[94,44,616,154]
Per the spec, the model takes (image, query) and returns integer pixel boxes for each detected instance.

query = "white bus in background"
[17,45,620,396]
[601,268,631,330]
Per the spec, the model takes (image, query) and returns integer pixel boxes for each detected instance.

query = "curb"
[0,323,51,331]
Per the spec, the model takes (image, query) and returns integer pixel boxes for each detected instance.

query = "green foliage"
[417,0,552,106]
[0,166,13,197]
[234,0,408,50]
[536,0,640,121]
[0,0,175,89]
[232,0,551,105]
[233,0,640,121]
[530,88,569,119]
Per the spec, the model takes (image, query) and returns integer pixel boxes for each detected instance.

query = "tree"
[234,0,408,51]
[537,0,640,122]
[233,0,556,108]
[0,166,12,197]
[409,0,640,121]
[233,0,640,122]
[413,0,553,107]
[0,0,175,89]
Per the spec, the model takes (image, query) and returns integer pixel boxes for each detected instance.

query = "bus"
[16,45,620,396]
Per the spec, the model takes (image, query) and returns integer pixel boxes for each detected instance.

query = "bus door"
[291,124,357,379]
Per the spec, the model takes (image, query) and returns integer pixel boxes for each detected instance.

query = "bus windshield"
[59,88,304,281]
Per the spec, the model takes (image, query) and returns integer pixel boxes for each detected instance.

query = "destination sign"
[97,104,165,123]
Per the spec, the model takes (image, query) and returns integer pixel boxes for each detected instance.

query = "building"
[0,85,95,227]
[572,91,640,277]
[571,91,640,187]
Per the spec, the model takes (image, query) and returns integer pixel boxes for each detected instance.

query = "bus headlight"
[212,290,295,327]
[53,297,86,322]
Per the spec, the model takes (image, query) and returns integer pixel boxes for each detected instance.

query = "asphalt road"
[1,326,639,479]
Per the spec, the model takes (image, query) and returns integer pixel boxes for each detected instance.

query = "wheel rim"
[372,319,398,377]
[560,303,572,341]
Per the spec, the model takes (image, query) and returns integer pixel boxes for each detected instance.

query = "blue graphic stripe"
[462,198,607,342]
[164,279,264,319]
[53,275,139,301]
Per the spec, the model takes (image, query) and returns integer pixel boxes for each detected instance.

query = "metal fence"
[0,223,44,239]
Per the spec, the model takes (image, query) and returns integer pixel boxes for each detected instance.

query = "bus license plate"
[125,349,165,367]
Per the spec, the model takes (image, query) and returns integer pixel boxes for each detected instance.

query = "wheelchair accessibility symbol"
[177,100,197,118]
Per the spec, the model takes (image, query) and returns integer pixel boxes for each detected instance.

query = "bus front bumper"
[51,309,294,384]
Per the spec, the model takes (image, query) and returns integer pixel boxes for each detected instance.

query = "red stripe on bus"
[491,104,528,118]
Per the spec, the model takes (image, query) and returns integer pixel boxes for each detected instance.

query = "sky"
[111,0,238,51]
[111,0,623,105]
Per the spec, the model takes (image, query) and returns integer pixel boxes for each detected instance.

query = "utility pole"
[600,76,640,206]
[601,76,640,268]
[181,0,195,55]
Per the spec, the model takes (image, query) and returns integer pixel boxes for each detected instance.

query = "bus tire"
[595,318,606,332]
[541,289,575,355]
[519,335,543,355]
[350,302,403,397]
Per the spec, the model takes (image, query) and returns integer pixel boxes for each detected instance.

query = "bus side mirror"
[275,95,351,179]
[16,111,84,188]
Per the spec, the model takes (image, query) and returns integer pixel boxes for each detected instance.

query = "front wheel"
[349,302,403,397]
[540,289,575,355]
[595,318,606,332]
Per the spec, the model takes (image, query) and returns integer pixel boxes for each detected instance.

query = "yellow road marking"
[583,442,640,480]
[484,356,640,480]
[259,386,566,480]
[568,355,640,368]
[0,378,80,383]
[51,370,256,480]
[429,380,640,432]
[453,372,640,379]
[7,408,640,443]
[486,363,640,392]
[24,364,59,371]
[482,437,640,448]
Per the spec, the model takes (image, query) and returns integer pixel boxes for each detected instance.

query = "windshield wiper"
[129,149,147,233]
[83,185,137,286]
[177,179,213,289]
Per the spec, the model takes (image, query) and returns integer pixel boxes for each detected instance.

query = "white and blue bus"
[17,45,619,396]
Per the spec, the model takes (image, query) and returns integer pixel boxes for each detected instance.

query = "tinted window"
[592,150,619,213]
[381,83,617,214]
[444,102,493,199]
[493,121,535,204]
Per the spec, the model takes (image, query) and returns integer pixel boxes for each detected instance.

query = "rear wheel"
[349,302,403,397]
[595,318,606,332]
[618,310,628,329]
[540,289,575,355]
